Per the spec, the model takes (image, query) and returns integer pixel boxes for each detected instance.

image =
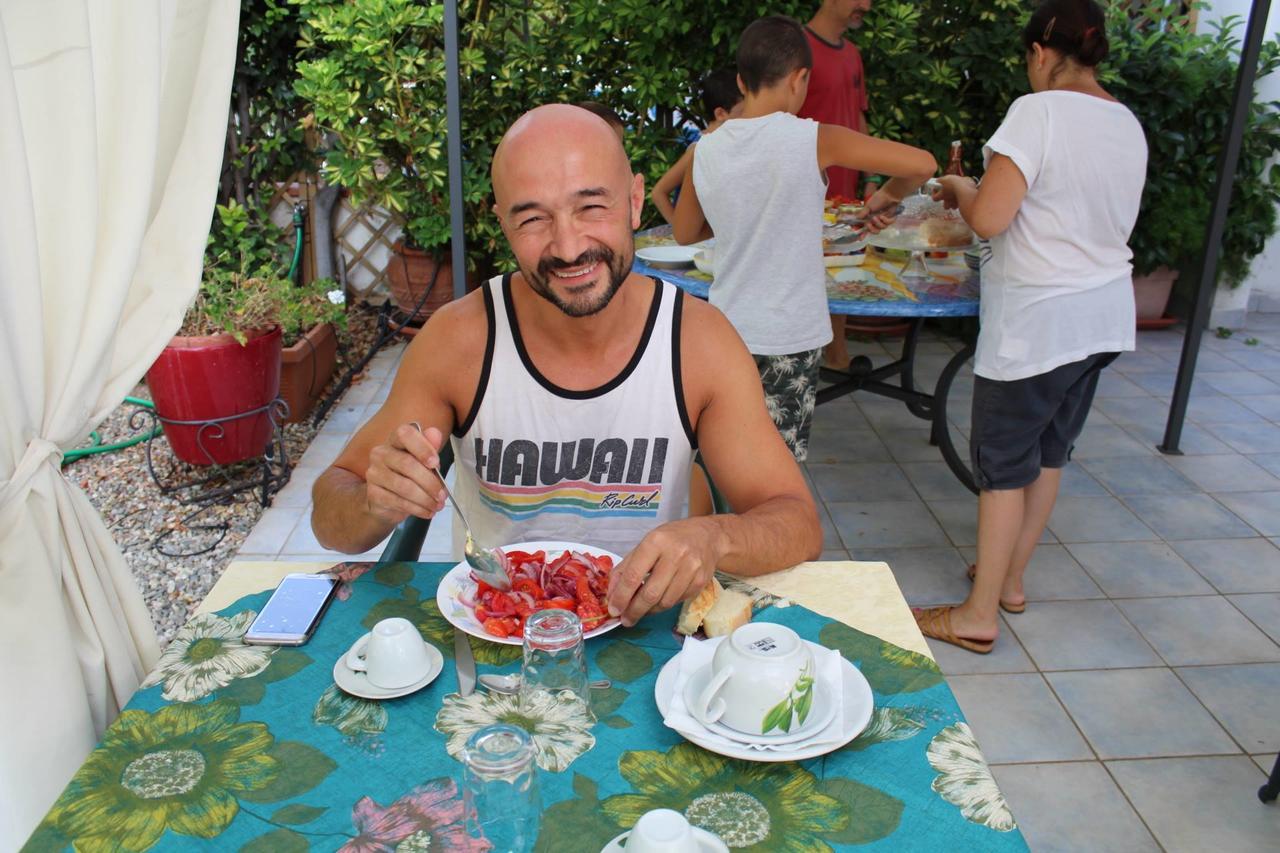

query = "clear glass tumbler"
[521,608,591,711]
[461,724,540,852]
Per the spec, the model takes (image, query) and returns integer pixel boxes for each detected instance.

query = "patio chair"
[376,443,454,563]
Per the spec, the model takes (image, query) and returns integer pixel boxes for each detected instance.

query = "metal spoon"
[478,673,611,694]
[408,421,510,591]
[426,466,511,591]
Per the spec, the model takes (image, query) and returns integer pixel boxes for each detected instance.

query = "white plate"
[656,641,874,763]
[681,658,839,746]
[636,245,699,268]
[436,540,624,646]
[332,641,444,700]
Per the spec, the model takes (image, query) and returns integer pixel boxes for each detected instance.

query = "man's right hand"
[364,423,450,524]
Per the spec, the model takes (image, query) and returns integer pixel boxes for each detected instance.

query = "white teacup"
[620,809,728,853]
[345,617,432,689]
[689,622,816,736]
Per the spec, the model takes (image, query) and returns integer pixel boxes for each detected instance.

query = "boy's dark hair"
[700,67,743,120]
[737,15,812,93]
[1023,0,1108,67]
[575,100,625,130]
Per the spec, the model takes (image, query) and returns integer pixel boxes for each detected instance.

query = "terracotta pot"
[280,322,339,424]
[146,326,282,466]
[1133,267,1178,321]
[385,243,454,323]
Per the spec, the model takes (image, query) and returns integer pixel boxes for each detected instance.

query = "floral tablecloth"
[634,227,980,318]
[24,563,1026,852]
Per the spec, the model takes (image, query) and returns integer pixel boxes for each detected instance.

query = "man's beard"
[526,245,632,318]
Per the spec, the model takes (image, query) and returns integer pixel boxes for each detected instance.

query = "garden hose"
[289,204,304,285]
[61,397,161,466]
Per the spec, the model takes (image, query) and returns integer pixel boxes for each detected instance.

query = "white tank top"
[450,274,696,558]
[692,112,832,355]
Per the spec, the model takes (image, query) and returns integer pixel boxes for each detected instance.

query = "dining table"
[634,226,981,492]
[23,557,1027,852]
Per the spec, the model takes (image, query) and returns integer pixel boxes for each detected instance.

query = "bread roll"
[676,578,722,635]
[702,588,752,637]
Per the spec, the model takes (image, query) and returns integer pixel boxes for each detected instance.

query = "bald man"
[311,104,821,626]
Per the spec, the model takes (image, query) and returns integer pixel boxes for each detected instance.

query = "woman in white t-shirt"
[914,0,1148,654]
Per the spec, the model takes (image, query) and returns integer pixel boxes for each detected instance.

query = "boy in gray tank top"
[672,14,936,461]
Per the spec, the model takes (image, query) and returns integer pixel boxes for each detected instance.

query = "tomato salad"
[464,548,614,639]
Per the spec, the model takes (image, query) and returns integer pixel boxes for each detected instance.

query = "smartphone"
[243,573,340,646]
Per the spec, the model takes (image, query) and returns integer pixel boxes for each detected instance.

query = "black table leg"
[932,343,978,495]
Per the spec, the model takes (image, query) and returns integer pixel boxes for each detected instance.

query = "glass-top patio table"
[23,559,1027,852]
[634,226,980,492]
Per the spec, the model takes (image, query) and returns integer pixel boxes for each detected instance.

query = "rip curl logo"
[473,436,668,519]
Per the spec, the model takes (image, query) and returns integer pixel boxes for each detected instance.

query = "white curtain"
[0,1,239,844]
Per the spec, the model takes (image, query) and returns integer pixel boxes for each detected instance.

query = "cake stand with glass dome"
[864,225,978,282]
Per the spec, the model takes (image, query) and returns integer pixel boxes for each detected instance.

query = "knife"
[454,629,476,696]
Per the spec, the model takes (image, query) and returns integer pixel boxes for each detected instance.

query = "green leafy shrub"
[1107,2,1280,285]
[182,202,345,344]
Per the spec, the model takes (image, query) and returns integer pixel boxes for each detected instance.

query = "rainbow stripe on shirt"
[476,480,662,520]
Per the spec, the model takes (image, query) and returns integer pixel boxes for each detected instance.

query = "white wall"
[1199,1,1280,319]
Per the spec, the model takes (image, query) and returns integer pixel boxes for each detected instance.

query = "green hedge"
[290,0,1280,288]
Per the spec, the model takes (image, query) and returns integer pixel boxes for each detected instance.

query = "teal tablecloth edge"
[24,562,1028,853]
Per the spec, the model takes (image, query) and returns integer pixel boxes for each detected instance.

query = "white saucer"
[332,641,444,700]
[680,662,839,746]
[656,644,874,763]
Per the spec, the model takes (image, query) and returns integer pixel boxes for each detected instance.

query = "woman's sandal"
[966,564,1026,614]
[912,605,994,655]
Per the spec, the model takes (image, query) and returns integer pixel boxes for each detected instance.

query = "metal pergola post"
[444,0,467,298]
[1160,0,1271,454]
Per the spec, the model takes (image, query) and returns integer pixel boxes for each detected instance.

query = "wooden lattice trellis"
[332,195,404,300]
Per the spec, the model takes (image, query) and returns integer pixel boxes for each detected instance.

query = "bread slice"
[702,588,752,638]
[676,578,722,635]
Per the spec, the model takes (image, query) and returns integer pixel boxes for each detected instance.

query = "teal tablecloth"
[25,563,1027,852]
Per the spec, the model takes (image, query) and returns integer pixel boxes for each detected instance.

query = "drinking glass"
[520,608,591,712]
[461,724,540,852]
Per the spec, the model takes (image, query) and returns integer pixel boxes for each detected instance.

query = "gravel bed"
[69,302,394,646]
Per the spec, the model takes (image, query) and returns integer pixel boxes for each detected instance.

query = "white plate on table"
[332,642,443,700]
[655,640,874,762]
[436,540,623,646]
[636,245,699,268]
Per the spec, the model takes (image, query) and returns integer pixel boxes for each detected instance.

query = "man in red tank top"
[798,0,872,203]
[799,0,873,371]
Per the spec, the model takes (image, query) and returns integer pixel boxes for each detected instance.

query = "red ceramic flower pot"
[147,326,283,466]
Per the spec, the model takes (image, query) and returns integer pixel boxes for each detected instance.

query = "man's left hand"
[606,518,727,627]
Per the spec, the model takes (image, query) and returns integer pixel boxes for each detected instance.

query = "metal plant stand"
[129,398,293,556]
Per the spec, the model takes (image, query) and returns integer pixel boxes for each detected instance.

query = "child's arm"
[817,125,936,202]
[652,147,694,226]
[933,155,1028,239]
[673,146,713,244]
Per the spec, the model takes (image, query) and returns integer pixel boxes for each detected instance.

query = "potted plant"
[147,202,344,465]
[295,0,459,324]
[1129,183,1208,325]
[278,275,347,424]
